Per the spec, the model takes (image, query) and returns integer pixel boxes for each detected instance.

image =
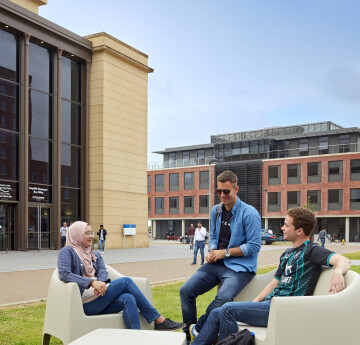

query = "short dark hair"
[217,170,238,187]
[197,220,202,224]
[287,208,317,236]
[100,224,103,227]
[321,225,326,230]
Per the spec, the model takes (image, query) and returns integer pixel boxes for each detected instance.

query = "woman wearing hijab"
[58,221,184,331]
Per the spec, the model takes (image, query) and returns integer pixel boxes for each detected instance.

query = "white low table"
[68,328,187,345]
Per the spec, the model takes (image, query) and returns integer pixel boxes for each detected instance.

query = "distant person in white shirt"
[267,229,273,235]
[59,221,68,248]
[191,221,207,265]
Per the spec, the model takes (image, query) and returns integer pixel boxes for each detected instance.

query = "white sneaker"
[189,324,198,341]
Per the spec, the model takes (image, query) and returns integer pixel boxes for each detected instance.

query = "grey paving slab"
[0,240,288,273]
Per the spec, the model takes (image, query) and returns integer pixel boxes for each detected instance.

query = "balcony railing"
[148,142,360,170]
[148,156,215,170]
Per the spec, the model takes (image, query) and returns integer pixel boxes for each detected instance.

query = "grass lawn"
[0,264,358,344]
[342,251,360,260]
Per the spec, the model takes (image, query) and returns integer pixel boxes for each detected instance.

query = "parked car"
[179,232,209,244]
[261,231,276,245]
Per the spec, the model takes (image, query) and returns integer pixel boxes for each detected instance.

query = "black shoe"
[191,262,196,265]
[155,318,186,331]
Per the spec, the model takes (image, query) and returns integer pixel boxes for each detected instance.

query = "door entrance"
[0,203,15,251]
[28,205,51,250]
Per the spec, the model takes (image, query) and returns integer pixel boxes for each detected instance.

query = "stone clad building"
[0,0,152,250]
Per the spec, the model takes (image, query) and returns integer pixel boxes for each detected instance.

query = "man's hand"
[209,249,226,262]
[205,250,215,263]
[91,280,108,296]
[329,271,346,294]
[328,254,351,294]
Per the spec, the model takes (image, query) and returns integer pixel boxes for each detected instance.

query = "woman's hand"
[91,280,108,296]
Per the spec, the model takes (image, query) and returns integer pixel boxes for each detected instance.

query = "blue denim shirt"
[209,197,261,273]
[58,246,109,295]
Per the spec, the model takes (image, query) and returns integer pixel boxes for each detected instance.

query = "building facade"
[0,0,152,250]
[148,121,360,242]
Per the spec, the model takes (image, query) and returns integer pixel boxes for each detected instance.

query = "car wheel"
[261,239,267,245]
[181,238,187,244]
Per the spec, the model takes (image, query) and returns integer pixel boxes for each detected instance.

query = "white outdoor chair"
[232,268,360,345]
[42,265,154,345]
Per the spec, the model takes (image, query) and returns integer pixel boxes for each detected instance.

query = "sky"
[40,0,360,163]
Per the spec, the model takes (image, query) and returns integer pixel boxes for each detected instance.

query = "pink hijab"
[66,221,97,278]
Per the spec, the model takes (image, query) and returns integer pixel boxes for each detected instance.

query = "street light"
[263,188,268,230]
[209,158,219,232]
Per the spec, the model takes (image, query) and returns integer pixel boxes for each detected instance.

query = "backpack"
[216,329,254,345]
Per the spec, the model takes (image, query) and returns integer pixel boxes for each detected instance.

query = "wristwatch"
[225,248,230,258]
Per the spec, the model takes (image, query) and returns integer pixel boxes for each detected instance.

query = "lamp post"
[209,158,218,232]
[263,188,268,230]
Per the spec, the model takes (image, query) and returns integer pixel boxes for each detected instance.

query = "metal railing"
[148,142,360,170]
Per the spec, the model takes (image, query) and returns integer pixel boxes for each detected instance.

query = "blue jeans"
[192,300,271,345]
[180,262,254,339]
[61,236,66,248]
[193,240,205,264]
[321,239,325,247]
[99,239,106,252]
[83,277,160,329]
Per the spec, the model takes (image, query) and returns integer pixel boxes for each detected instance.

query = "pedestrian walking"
[318,225,330,247]
[97,225,107,253]
[59,221,68,248]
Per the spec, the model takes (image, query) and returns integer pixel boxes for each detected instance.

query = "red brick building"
[148,122,360,242]
[147,165,216,239]
[263,153,360,241]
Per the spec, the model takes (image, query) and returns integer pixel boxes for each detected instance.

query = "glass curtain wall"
[28,42,53,248]
[61,56,82,224]
[0,29,19,204]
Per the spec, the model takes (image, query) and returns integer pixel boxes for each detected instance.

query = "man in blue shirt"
[180,170,261,342]
[190,207,351,345]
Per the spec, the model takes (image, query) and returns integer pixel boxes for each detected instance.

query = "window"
[155,174,164,192]
[287,191,300,208]
[199,195,209,213]
[169,197,179,214]
[155,197,164,214]
[169,173,179,191]
[268,192,281,212]
[199,171,209,189]
[232,142,240,155]
[307,162,321,183]
[319,137,328,154]
[268,165,281,185]
[184,196,194,214]
[339,134,350,153]
[184,172,194,190]
[287,164,300,184]
[328,161,343,182]
[169,152,176,168]
[328,189,342,210]
[183,151,190,166]
[350,189,360,210]
[148,198,151,214]
[147,175,151,193]
[307,190,321,211]
[198,149,205,165]
[299,138,308,156]
[350,159,360,181]
[280,140,289,158]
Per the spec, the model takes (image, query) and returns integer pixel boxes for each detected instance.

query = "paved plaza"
[0,241,359,306]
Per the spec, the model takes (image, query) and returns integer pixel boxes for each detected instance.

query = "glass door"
[28,206,51,250]
[0,204,8,251]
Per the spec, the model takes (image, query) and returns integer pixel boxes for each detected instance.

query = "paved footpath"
[0,241,359,306]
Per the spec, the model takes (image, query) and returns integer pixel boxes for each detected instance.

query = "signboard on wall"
[28,184,51,203]
[0,182,17,201]
[123,224,136,235]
